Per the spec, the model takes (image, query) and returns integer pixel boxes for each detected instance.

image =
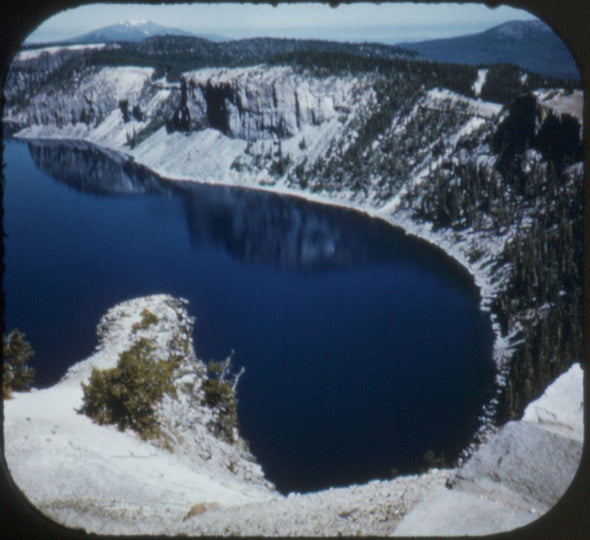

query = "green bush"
[3,330,35,398]
[131,308,159,333]
[80,338,177,439]
[202,353,241,443]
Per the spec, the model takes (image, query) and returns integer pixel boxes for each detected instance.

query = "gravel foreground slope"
[3,295,584,536]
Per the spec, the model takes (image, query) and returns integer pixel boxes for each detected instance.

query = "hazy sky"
[26,2,538,44]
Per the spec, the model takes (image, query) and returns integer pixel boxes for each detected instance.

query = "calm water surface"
[3,139,495,493]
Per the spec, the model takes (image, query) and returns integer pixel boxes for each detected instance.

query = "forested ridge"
[404,96,583,422]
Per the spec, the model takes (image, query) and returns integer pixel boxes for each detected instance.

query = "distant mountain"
[68,20,220,43]
[398,19,579,80]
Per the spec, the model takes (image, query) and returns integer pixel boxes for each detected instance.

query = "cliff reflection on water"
[28,139,475,284]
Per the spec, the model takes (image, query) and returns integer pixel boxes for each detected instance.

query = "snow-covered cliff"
[3,48,584,536]
[3,295,583,535]
[6,63,376,190]
[184,66,355,139]
[5,55,583,436]
[3,295,275,535]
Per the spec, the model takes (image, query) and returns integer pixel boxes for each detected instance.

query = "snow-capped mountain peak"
[123,19,149,27]
[69,20,196,43]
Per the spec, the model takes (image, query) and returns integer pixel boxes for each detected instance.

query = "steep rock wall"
[6,64,366,145]
[181,66,358,139]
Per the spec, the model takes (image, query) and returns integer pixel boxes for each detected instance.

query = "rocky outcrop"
[181,66,359,140]
[4,295,275,535]
[6,65,155,130]
[492,91,583,172]
[6,62,363,143]
[393,363,584,536]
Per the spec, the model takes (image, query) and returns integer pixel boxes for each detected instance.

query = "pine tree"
[3,330,35,397]
[80,338,178,439]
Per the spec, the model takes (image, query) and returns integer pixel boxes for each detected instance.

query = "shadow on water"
[10,139,496,494]
[28,139,481,285]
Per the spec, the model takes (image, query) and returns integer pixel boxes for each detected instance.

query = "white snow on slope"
[4,295,276,535]
[14,44,110,62]
[523,363,584,441]
[534,89,584,125]
[472,68,488,97]
[96,66,154,100]
[131,127,248,183]
[426,87,502,118]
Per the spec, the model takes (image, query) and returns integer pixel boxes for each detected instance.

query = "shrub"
[80,338,177,439]
[3,330,35,398]
[132,308,159,333]
[202,352,243,443]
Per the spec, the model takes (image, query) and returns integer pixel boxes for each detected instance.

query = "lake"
[3,138,495,494]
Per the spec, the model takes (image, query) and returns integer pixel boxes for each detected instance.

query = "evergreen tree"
[80,338,178,439]
[3,330,35,397]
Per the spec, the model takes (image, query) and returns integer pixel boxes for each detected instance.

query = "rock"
[393,486,538,536]
[392,363,584,536]
[522,362,584,441]
[184,66,357,140]
[452,421,583,510]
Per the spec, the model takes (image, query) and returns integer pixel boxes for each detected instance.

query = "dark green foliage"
[299,81,473,202]
[416,160,512,232]
[480,64,577,104]
[492,93,582,185]
[414,127,582,423]
[492,94,538,169]
[534,112,583,170]
[119,99,130,122]
[202,353,242,443]
[131,308,159,332]
[166,76,191,132]
[80,338,177,439]
[269,154,292,177]
[132,104,145,121]
[493,166,582,421]
[3,330,35,398]
[267,49,477,97]
[63,36,418,82]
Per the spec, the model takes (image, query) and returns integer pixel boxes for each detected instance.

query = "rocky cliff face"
[5,63,367,143]
[6,65,155,130]
[182,66,356,139]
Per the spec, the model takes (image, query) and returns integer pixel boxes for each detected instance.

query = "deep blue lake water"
[3,138,495,493]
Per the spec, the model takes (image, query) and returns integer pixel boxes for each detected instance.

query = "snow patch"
[472,69,488,97]
[533,89,584,125]
[522,363,584,441]
[14,44,109,62]
[425,87,501,118]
